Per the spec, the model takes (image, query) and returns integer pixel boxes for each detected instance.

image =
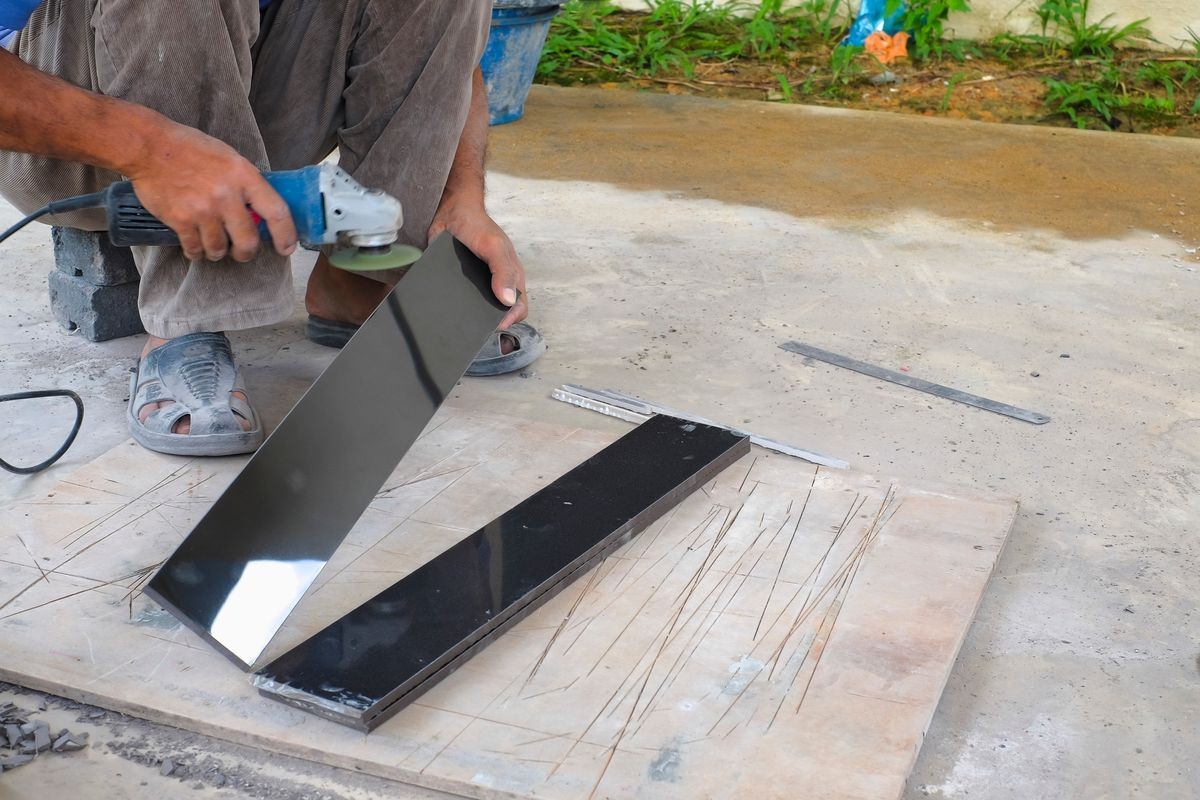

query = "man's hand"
[429,67,527,329]
[127,125,298,263]
[429,201,528,330]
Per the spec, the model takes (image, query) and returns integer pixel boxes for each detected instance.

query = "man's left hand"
[429,202,528,330]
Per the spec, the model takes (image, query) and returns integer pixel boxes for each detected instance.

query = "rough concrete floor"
[0,683,450,799]
[1,87,1197,797]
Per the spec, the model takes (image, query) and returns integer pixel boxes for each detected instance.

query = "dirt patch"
[490,85,1200,246]
[547,54,1200,138]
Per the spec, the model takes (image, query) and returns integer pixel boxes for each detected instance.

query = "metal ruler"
[780,341,1051,425]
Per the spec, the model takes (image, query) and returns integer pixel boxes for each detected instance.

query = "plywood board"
[0,409,1016,800]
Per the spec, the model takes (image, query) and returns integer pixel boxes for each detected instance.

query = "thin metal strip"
[144,234,508,670]
[593,387,849,465]
[252,415,750,730]
[779,341,1051,425]
[550,387,651,424]
[555,384,848,469]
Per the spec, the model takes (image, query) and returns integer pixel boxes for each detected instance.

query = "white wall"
[951,0,1197,47]
[610,0,1199,48]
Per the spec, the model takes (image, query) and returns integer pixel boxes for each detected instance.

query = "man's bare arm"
[0,48,162,175]
[0,50,295,262]
[429,67,528,327]
[440,66,489,210]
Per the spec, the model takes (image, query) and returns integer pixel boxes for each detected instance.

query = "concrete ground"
[0,86,1197,798]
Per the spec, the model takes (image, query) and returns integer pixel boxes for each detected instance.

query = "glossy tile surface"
[144,234,508,670]
[253,415,750,730]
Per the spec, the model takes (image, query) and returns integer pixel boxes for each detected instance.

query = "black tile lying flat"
[144,234,508,670]
[252,415,750,731]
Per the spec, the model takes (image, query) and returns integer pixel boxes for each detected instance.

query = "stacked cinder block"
[47,227,144,342]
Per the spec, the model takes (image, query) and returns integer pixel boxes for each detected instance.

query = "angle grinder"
[0,163,421,271]
[0,164,417,474]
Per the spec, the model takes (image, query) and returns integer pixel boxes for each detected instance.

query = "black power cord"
[0,192,107,474]
[0,390,84,474]
[0,190,107,246]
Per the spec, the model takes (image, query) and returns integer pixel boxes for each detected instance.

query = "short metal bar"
[556,384,848,469]
[550,387,651,425]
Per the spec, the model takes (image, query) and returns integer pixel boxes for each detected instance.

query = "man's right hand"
[126,125,298,263]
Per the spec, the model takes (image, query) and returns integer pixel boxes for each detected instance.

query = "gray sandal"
[127,332,264,456]
[306,315,546,376]
[463,322,546,376]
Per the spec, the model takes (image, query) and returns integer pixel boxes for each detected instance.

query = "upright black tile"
[144,234,508,670]
[253,415,750,731]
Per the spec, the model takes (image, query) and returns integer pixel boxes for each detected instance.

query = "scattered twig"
[576,56,775,94]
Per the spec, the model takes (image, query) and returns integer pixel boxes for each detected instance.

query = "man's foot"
[137,336,253,434]
[303,252,529,361]
[129,333,263,456]
[463,322,546,376]
[304,253,393,328]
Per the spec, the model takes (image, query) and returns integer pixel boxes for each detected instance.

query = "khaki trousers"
[0,0,491,338]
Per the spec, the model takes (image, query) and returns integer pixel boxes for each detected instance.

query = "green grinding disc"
[328,244,423,272]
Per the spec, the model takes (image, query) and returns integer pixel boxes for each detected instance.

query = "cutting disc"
[328,244,423,272]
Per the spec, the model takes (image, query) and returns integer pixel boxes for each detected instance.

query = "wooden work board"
[0,408,1016,799]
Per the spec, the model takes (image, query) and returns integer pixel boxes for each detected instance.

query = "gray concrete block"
[51,226,140,286]
[47,270,144,342]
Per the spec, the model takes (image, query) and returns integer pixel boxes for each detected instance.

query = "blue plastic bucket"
[480,5,560,125]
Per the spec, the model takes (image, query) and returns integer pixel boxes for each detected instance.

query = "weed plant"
[1033,0,1151,58]
[885,0,975,61]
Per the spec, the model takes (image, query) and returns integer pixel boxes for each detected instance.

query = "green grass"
[538,0,850,81]
[1044,57,1200,130]
[538,1,735,79]
[1027,1,1194,129]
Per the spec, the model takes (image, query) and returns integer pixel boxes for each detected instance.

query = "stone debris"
[0,700,89,773]
[17,720,47,754]
[53,731,89,752]
[0,753,34,769]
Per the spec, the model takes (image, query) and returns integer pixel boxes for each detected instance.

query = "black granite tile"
[252,415,750,731]
[144,234,508,670]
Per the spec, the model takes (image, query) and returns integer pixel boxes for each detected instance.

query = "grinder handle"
[104,168,322,248]
[104,181,183,246]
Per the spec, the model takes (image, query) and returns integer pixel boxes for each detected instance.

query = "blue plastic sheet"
[846,0,906,46]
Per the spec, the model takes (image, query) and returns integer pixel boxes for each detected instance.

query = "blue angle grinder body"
[104,163,421,271]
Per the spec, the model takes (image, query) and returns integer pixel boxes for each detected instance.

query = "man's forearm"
[427,67,527,323]
[439,67,489,209]
[0,49,297,261]
[0,49,168,177]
